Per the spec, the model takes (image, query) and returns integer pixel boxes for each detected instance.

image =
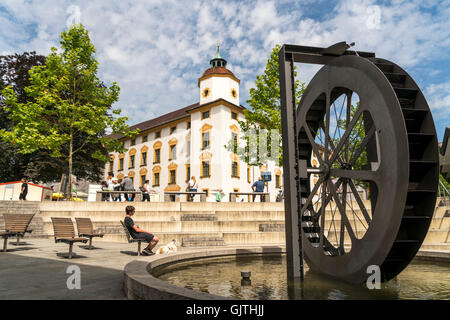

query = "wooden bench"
[229,192,270,202]
[75,217,104,249]
[51,217,88,259]
[96,191,142,202]
[120,220,143,256]
[0,214,35,252]
[164,191,206,202]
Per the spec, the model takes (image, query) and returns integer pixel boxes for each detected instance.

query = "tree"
[0,24,138,197]
[226,44,306,168]
[0,52,46,182]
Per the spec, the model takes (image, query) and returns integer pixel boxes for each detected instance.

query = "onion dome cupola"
[198,41,240,106]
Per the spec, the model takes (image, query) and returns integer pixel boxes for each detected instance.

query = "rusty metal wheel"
[297,55,439,284]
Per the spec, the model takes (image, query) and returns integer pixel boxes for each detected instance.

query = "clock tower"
[198,42,240,106]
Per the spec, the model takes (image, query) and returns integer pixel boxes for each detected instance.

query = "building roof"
[198,66,240,86]
[109,99,246,140]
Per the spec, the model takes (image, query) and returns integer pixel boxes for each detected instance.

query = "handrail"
[439,179,450,206]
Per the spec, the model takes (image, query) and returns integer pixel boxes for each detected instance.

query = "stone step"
[180,214,217,221]
[182,237,225,247]
[259,223,285,232]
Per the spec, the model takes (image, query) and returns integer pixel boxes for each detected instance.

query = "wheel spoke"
[329,168,378,182]
[324,94,331,161]
[301,175,325,214]
[347,179,372,225]
[327,180,357,243]
[303,124,325,166]
[348,124,376,167]
[329,106,363,165]
[345,92,352,162]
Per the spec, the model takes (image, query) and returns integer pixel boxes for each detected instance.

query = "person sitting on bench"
[123,205,159,255]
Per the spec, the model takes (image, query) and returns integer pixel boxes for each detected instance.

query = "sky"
[0,0,449,141]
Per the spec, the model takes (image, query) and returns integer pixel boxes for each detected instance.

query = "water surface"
[154,254,450,300]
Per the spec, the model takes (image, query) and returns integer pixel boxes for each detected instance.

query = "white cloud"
[0,0,448,130]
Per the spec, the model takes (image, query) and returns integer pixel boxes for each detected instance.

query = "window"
[153,172,160,186]
[129,155,135,168]
[202,188,209,197]
[170,126,176,134]
[155,131,161,138]
[202,110,210,119]
[187,121,191,129]
[170,145,176,160]
[141,152,147,166]
[186,165,190,182]
[154,149,160,163]
[201,160,210,178]
[119,158,124,171]
[232,161,239,177]
[131,139,136,146]
[130,177,134,184]
[169,169,176,184]
[231,112,238,120]
[143,135,148,143]
[109,159,114,172]
[232,133,238,153]
[276,174,281,188]
[140,175,146,187]
[202,132,210,149]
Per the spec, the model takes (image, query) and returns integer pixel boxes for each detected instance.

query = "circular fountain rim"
[123,245,285,300]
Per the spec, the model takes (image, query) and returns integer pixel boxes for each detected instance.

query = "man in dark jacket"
[19,177,28,200]
[124,205,159,255]
[122,175,135,201]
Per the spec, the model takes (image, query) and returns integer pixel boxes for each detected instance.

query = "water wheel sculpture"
[279,42,439,284]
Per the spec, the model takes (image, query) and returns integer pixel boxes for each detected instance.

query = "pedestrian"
[122,175,135,201]
[215,189,223,202]
[187,176,198,201]
[142,180,151,202]
[112,178,122,201]
[124,205,159,255]
[251,177,266,202]
[100,181,109,201]
[19,177,28,201]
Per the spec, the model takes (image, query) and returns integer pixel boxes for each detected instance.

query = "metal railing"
[438,179,450,207]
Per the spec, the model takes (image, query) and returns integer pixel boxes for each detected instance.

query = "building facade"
[105,47,283,201]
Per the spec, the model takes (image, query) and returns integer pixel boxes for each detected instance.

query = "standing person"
[124,205,159,255]
[100,181,109,201]
[215,189,223,202]
[251,177,266,202]
[188,176,198,201]
[142,180,151,202]
[19,178,28,201]
[112,178,122,202]
[122,175,135,202]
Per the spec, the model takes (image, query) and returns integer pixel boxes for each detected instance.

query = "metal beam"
[279,45,303,280]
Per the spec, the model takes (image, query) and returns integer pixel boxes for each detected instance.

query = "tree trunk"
[68,133,73,200]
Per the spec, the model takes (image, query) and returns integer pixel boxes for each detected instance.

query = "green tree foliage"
[0,52,46,182]
[225,44,306,167]
[0,24,138,195]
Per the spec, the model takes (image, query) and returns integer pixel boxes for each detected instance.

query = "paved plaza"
[0,239,162,299]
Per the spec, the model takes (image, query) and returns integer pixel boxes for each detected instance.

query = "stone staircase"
[1,199,448,252]
[0,201,45,238]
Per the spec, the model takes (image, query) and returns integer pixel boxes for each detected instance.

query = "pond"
[153,254,450,300]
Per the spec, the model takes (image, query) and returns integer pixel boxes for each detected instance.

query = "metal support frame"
[278,42,375,281]
[279,46,303,280]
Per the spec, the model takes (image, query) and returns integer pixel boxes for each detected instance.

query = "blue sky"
[0,0,449,141]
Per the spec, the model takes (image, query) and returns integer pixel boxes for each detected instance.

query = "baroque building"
[105,46,283,201]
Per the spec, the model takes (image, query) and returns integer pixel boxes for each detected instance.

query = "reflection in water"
[153,254,450,300]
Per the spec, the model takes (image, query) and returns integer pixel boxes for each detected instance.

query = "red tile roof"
[108,99,245,140]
